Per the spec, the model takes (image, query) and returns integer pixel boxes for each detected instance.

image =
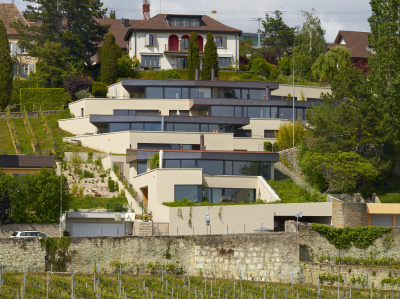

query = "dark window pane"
[174,185,201,203]
[271,107,278,118]
[248,107,269,118]
[224,160,233,175]
[241,89,250,99]
[190,88,211,98]
[248,89,265,99]
[128,110,137,115]
[234,129,251,137]
[218,125,233,133]
[197,160,224,175]
[109,123,130,132]
[174,123,199,132]
[113,110,129,115]
[182,88,189,98]
[264,130,275,138]
[211,188,223,203]
[131,123,144,131]
[146,87,163,99]
[137,161,147,175]
[144,122,161,131]
[233,161,259,176]
[200,124,208,132]
[296,108,305,120]
[209,106,234,117]
[165,87,181,99]
[222,88,239,98]
[181,160,196,168]
[235,106,242,117]
[260,162,271,179]
[165,123,174,131]
[279,107,292,119]
[164,160,180,168]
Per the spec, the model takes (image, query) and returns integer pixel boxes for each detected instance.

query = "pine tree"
[0,20,13,110]
[100,33,121,85]
[202,32,219,80]
[187,32,200,80]
[110,10,116,19]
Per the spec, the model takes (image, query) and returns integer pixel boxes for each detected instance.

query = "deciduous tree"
[311,46,351,82]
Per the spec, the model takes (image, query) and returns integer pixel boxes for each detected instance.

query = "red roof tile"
[0,3,29,36]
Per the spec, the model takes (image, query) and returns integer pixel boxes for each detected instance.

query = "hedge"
[20,88,68,111]
[92,82,108,97]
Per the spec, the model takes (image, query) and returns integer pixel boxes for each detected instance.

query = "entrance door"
[141,187,149,208]
[177,57,187,69]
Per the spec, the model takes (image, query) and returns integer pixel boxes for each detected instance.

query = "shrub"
[240,72,253,80]
[83,170,94,178]
[20,88,68,111]
[63,75,93,101]
[92,82,108,98]
[263,141,279,152]
[75,89,91,100]
[108,179,116,192]
[160,69,181,79]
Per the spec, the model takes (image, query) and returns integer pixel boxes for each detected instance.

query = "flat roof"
[121,79,279,93]
[0,155,56,169]
[126,149,279,163]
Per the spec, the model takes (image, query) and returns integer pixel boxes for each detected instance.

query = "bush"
[160,69,181,79]
[63,75,93,101]
[240,72,253,80]
[107,201,127,212]
[263,141,279,152]
[108,179,116,192]
[20,88,68,111]
[83,170,94,178]
[75,89,91,100]
[92,82,108,98]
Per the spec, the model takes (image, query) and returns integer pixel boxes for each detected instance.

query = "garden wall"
[0,233,300,281]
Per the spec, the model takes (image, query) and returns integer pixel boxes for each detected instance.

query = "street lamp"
[295,211,303,231]
[60,158,68,237]
[292,26,300,147]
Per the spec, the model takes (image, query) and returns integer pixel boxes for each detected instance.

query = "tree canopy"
[0,168,71,224]
[295,10,326,62]
[0,19,13,110]
[311,46,351,82]
[13,0,108,84]
[261,10,295,60]
[100,33,121,85]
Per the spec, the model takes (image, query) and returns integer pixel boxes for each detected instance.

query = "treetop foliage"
[187,32,200,80]
[0,19,13,110]
[100,33,121,85]
[202,32,219,80]
[311,46,351,82]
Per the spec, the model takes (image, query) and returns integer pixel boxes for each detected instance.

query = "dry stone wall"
[0,110,62,119]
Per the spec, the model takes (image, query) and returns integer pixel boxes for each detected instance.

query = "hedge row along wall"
[20,88,68,111]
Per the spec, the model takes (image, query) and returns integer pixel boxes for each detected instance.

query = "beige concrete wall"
[58,117,97,135]
[272,84,331,100]
[131,168,203,222]
[243,118,290,138]
[64,131,131,154]
[107,82,130,98]
[233,137,274,151]
[256,176,280,202]
[169,202,332,236]
[367,203,400,214]
[203,133,234,150]
[69,98,194,117]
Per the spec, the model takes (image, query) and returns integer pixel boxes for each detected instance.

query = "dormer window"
[169,17,201,27]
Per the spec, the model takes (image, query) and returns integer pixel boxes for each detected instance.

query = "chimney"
[265,85,270,100]
[121,18,130,28]
[211,67,215,81]
[211,10,217,20]
[195,66,199,80]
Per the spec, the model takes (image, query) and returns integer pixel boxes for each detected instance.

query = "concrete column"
[270,162,274,180]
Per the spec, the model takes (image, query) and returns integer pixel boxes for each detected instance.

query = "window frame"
[145,34,156,47]
[215,36,227,48]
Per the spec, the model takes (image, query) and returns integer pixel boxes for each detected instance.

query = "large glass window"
[233,161,258,176]
[181,160,196,168]
[279,107,293,119]
[235,107,243,117]
[271,107,278,118]
[197,160,224,175]
[141,55,159,67]
[296,108,305,120]
[137,161,148,175]
[177,57,187,69]
[181,38,189,50]
[247,107,269,118]
[218,57,230,68]
[215,36,227,48]
[165,87,182,99]
[248,89,265,100]
[190,88,211,98]
[146,87,163,99]
[144,122,162,131]
[174,123,199,132]
[174,185,201,203]
[109,123,130,132]
[131,123,144,131]
[113,110,129,115]
[209,106,234,117]
[164,160,180,168]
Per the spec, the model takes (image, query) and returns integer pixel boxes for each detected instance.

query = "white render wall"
[128,31,240,70]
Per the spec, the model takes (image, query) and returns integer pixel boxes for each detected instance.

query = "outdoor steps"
[110,170,143,215]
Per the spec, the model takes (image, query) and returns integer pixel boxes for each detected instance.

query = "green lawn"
[70,195,128,211]
[0,119,16,155]
[268,179,323,203]
[376,192,400,203]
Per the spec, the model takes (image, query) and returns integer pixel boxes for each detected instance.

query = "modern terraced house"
[59,77,335,236]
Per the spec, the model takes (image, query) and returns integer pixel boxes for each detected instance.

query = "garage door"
[72,223,124,237]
